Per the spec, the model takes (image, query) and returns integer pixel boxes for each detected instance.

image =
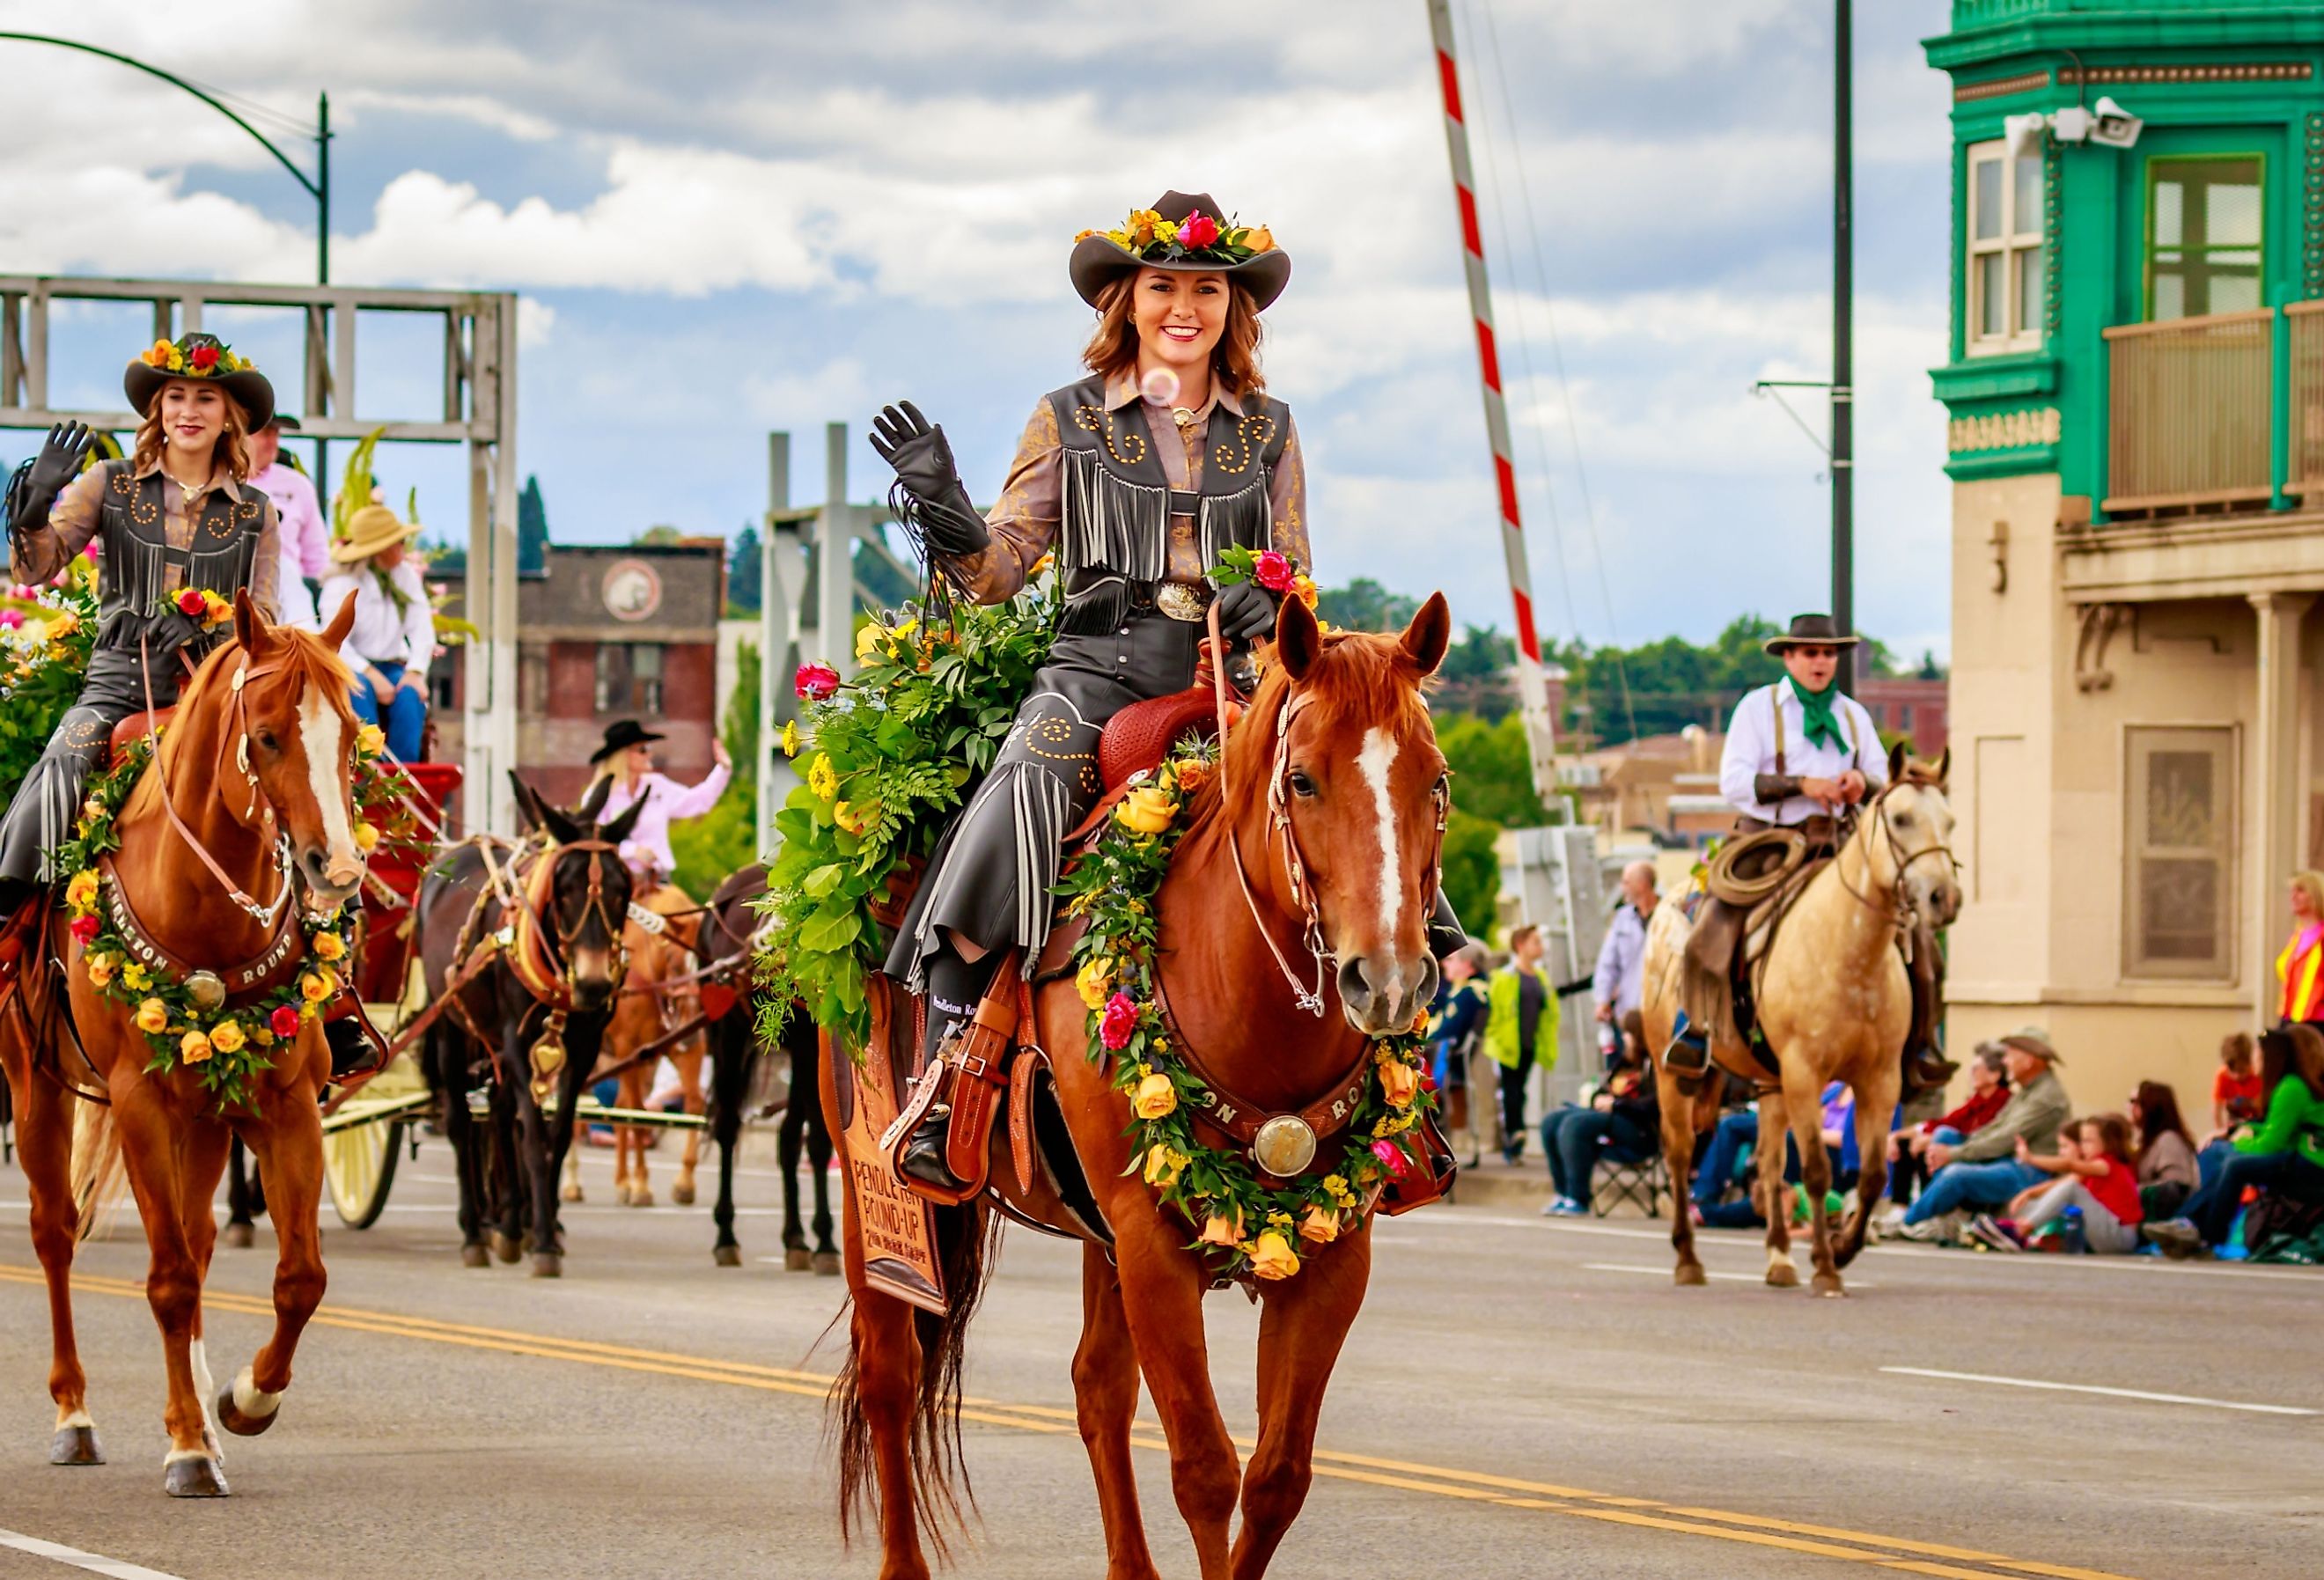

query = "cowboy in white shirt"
[1671,614,1953,1092]
[247,415,329,630]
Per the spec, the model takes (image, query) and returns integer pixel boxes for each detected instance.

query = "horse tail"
[831,1198,1001,1558]
[68,1100,127,1243]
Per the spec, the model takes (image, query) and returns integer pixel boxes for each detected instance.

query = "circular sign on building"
[601,558,663,623]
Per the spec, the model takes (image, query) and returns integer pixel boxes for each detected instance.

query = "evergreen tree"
[517,475,548,575]
[726,524,762,614]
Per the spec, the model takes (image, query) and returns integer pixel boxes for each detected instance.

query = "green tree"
[726,524,762,615]
[1437,712,1549,828]
[518,474,548,575]
[634,524,684,546]
[670,640,763,894]
[1439,807,1502,936]
[1315,577,1418,633]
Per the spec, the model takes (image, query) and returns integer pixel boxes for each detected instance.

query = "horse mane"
[121,627,356,826]
[1199,629,1437,827]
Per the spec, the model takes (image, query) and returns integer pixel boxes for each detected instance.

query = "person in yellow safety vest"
[2276,871,2324,1028]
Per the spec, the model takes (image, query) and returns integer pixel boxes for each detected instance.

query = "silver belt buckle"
[1154,583,1212,623]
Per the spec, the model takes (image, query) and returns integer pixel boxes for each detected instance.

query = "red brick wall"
[1856,678,1948,759]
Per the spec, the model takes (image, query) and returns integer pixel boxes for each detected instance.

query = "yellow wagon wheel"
[324,1117,406,1230]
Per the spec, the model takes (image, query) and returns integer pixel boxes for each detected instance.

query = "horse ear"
[1401,592,1451,678]
[1886,738,1908,784]
[320,588,358,650]
[507,771,546,834]
[1931,746,1951,789]
[1276,592,1322,681]
[577,774,614,824]
[232,587,273,658]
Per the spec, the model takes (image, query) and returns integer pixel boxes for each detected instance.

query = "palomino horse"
[603,900,708,1209]
[411,776,643,1275]
[1641,746,1959,1296]
[827,594,1451,1580]
[0,591,368,1495]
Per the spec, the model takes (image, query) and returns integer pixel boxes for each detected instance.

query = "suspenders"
[1766,682,1862,782]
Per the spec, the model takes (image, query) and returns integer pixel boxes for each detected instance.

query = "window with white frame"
[1965,139,2045,355]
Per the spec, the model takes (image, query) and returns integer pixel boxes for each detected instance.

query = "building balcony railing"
[2103,301,2324,521]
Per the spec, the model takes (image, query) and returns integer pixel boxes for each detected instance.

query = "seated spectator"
[1691,1078,1855,1224]
[2128,1079,2199,1221]
[2211,1032,2262,1137]
[321,502,433,763]
[1427,945,1489,1163]
[1889,1027,2070,1242]
[1540,1019,1658,1217]
[2147,1025,2324,1258]
[1699,1171,1845,1233]
[1885,1042,2011,1208]
[1967,1114,2143,1253]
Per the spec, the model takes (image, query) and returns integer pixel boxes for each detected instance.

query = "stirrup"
[897,1105,968,1193]
[1904,1045,1959,1094]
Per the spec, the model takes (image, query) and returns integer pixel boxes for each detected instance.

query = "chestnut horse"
[0,592,367,1495]
[1640,746,1960,1296]
[827,594,1451,1580]
[604,904,707,1209]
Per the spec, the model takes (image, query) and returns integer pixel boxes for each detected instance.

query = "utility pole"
[1831,0,1855,688]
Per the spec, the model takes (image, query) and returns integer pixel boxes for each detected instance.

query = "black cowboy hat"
[589,718,665,765]
[123,332,276,432]
[1762,613,1862,655]
[1069,190,1291,312]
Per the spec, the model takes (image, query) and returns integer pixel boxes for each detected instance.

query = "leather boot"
[895,945,996,1194]
[1901,922,1957,1095]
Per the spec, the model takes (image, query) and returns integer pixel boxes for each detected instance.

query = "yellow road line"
[0,1263,2143,1580]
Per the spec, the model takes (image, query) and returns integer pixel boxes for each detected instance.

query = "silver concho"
[1154,583,1213,623]
[184,970,227,1011]
[1252,1114,1318,1177]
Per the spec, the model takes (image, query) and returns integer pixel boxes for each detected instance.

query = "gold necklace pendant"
[1172,407,1196,430]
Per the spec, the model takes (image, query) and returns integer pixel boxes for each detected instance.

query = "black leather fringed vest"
[90,459,267,661]
[1044,375,1291,636]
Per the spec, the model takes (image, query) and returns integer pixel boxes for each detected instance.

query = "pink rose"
[1254,550,1294,593]
[68,914,99,944]
[269,1004,302,1038]
[82,540,100,562]
[794,661,840,702]
[1099,991,1140,1052]
[175,587,208,617]
[0,610,20,630]
[1370,1138,1408,1179]
[1178,209,1220,249]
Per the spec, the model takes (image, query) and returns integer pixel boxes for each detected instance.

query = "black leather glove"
[1215,579,1280,644]
[870,401,989,558]
[9,422,95,539]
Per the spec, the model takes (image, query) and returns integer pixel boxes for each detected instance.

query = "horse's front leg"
[706,1013,747,1266]
[217,1082,327,1441]
[432,1027,489,1267]
[1658,1073,1706,1286]
[504,1005,562,1275]
[1780,1068,1843,1297]
[615,1060,651,1207]
[672,1043,704,1205]
[1232,1226,1373,1579]
[1110,1211,1239,1580]
[107,1080,227,1495]
[1756,1091,1798,1288]
[1074,1245,1161,1580]
[533,1021,599,1276]
[5,1024,100,1464]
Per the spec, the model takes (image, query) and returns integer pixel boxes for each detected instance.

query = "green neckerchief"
[1788,673,1846,754]
[371,562,413,619]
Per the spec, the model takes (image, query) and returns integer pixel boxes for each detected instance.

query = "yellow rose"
[299,970,335,1003]
[1197,1209,1243,1247]
[834,799,875,835]
[1131,1071,1177,1121]
[84,955,114,988]
[780,719,801,758]
[1114,786,1179,836]
[854,622,888,663]
[121,962,150,991]
[180,1029,213,1064]
[1075,956,1114,1010]
[1247,1231,1301,1281]
[46,610,77,639]
[357,724,386,758]
[1291,574,1320,611]
[1142,1144,1187,1189]
[1298,1205,1340,1245]
[1073,227,1097,242]
[251,1025,276,1048]
[210,1019,246,1055]
[353,819,380,852]
[807,753,838,801]
[1378,1060,1419,1108]
[64,869,99,912]
[134,998,169,1034]
[1248,226,1275,253]
[311,930,347,961]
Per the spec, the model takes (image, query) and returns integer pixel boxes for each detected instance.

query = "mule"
[411,776,644,1275]
[1641,746,1960,1296]
[825,593,1452,1580]
[0,592,367,1495]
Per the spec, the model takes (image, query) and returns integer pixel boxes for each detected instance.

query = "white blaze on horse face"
[1357,726,1402,943]
[298,687,361,878]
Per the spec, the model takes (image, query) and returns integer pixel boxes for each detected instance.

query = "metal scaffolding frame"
[0,273,521,834]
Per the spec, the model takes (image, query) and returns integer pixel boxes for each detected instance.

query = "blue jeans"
[2181,1150,2324,1246]
[2195,1137,2234,1193]
[350,660,427,762]
[1902,1157,2045,1224]
[1694,1111,1760,1206]
[1541,1106,1650,1202]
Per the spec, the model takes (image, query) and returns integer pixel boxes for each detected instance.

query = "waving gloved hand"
[1214,579,1281,644]
[870,401,989,558]
[8,422,96,539]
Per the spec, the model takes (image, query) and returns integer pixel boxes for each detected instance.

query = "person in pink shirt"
[587,719,732,904]
[246,414,329,629]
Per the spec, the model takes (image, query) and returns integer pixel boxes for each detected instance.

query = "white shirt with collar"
[1718,680,1886,827]
[319,557,434,672]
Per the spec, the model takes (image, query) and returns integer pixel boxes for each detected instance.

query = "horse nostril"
[1337,957,1373,1006]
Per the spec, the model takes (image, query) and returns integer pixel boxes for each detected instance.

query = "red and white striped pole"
[1426,0,1559,799]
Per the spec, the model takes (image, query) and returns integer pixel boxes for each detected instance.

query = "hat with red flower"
[124,332,275,430]
[1070,190,1291,312]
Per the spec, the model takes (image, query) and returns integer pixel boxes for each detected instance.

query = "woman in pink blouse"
[586,719,732,905]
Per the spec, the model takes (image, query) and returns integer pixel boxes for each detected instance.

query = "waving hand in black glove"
[870,401,989,558]
[1214,580,1281,644]
[7,422,97,540]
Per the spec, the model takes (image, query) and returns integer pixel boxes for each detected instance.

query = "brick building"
[430,539,726,806]
[1855,676,1950,759]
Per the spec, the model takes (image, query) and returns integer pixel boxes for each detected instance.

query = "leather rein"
[137,634,302,926]
[1831,776,1960,946]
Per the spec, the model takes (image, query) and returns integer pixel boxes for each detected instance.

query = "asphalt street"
[0,1134,2316,1579]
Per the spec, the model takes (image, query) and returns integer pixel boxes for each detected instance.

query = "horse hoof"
[813,1251,842,1277]
[1813,1274,1848,1298]
[672,1181,696,1206]
[625,1187,653,1209]
[215,1382,278,1438]
[531,1253,563,1279]
[489,1231,522,1265]
[713,1244,742,1268]
[164,1452,230,1498]
[561,1184,585,1203]
[461,1242,489,1269]
[783,1246,812,1273]
[48,1424,103,1466]
[1766,1261,1800,1289]
[1673,1262,1707,1287]
[222,1222,254,1250]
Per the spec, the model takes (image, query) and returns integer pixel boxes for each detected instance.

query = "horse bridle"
[1834,777,1960,940]
[518,837,634,998]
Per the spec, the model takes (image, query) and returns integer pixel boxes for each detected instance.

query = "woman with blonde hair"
[0,333,281,905]
[585,718,731,906]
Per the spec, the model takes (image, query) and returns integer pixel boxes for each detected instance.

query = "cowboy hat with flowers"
[124,332,275,431]
[1069,189,1291,311]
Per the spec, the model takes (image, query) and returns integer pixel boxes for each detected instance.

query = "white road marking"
[0,1528,188,1580]
[1880,1367,2319,1416]
[1585,1261,1875,1289]
[1355,725,1401,941]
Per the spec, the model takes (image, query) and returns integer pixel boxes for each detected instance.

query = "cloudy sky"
[0,0,1959,659]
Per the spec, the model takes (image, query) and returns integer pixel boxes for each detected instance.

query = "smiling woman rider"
[872,190,1467,1192]
[0,333,284,912]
